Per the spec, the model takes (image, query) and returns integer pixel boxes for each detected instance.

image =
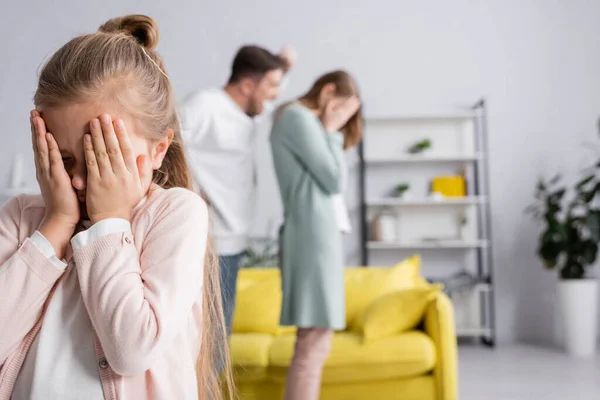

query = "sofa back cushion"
[344,255,423,327]
[352,284,442,342]
[233,255,423,333]
[233,269,282,334]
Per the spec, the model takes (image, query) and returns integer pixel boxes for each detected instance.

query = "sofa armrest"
[424,292,458,400]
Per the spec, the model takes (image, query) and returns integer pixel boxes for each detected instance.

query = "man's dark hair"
[228,45,286,84]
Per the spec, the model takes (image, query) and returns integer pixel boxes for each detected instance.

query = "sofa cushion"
[345,255,423,327]
[231,333,273,367]
[233,269,281,334]
[230,333,274,382]
[353,285,442,343]
[234,257,424,333]
[268,330,436,383]
[235,376,437,400]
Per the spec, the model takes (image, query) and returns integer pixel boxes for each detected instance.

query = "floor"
[459,344,600,399]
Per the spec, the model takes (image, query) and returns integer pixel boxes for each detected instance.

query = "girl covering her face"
[0,14,234,400]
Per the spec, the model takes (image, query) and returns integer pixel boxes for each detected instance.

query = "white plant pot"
[378,213,397,242]
[558,279,598,358]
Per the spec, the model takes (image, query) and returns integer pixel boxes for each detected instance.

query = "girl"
[270,71,362,400]
[0,15,234,400]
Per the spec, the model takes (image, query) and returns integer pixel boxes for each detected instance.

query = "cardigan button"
[99,358,109,369]
[124,237,131,244]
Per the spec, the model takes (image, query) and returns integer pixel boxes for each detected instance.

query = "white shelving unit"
[365,112,479,121]
[366,240,490,250]
[366,152,484,164]
[367,196,486,206]
[357,100,495,346]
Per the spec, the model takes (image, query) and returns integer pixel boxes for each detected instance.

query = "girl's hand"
[84,114,152,224]
[31,110,79,258]
[321,96,361,133]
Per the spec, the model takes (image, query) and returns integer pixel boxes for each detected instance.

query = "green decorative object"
[395,183,410,197]
[407,139,432,154]
[526,168,600,279]
[240,236,279,268]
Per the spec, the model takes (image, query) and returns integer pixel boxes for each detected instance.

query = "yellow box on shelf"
[431,175,466,197]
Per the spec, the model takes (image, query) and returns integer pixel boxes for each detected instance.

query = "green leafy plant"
[407,138,432,154]
[394,183,410,197]
[526,168,600,279]
[240,236,279,268]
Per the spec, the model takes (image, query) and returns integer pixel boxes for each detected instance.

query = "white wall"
[3,0,600,345]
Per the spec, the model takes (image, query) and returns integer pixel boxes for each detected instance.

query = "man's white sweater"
[179,88,272,255]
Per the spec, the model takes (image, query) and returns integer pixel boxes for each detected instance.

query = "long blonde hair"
[299,70,363,149]
[33,14,235,399]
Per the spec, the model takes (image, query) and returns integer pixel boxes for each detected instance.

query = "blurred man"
[180,45,297,335]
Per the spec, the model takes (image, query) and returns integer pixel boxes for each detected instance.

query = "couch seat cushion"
[230,333,274,382]
[268,330,436,383]
[231,333,273,367]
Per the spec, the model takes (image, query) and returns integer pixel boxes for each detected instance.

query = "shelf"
[367,240,489,250]
[456,327,492,337]
[443,283,492,294]
[0,187,39,197]
[365,153,483,164]
[367,196,486,207]
[366,113,477,121]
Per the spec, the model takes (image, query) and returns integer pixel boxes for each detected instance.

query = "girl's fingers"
[113,119,137,173]
[46,132,66,178]
[90,117,111,176]
[325,98,339,117]
[343,96,358,110]
[83,134,100,178]
[350,98,361,114]
[99,114,127,173]
[136,154,153,189]
[30,113,41,174]
[33,117,49,176]
[329,98,342,110]
[330,98,348,116]
[343,96,361,117]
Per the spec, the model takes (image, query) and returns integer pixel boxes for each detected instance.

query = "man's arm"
[279,45,297,74]
[259,45,297,117]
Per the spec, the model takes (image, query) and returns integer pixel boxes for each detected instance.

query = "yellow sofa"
[229,257,458,400]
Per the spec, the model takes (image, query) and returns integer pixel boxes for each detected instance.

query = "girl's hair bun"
[99,14,159,50]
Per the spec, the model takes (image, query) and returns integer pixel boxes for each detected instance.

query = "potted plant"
[240,236,279,268]
[526,170,600,357]
[407,138,432,154]
[393,183,411,198]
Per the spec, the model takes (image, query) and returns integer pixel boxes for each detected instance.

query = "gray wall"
[3,0,600,345]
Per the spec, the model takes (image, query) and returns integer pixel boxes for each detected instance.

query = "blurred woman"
[270,71,362,400]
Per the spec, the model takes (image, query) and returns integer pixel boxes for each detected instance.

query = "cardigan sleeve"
[0,196,64,366]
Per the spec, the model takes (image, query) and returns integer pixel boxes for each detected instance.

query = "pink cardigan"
[0,187,208,399]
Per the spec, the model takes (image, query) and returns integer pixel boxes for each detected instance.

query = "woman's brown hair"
[299,70,363,149]
[33,14,234,400]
